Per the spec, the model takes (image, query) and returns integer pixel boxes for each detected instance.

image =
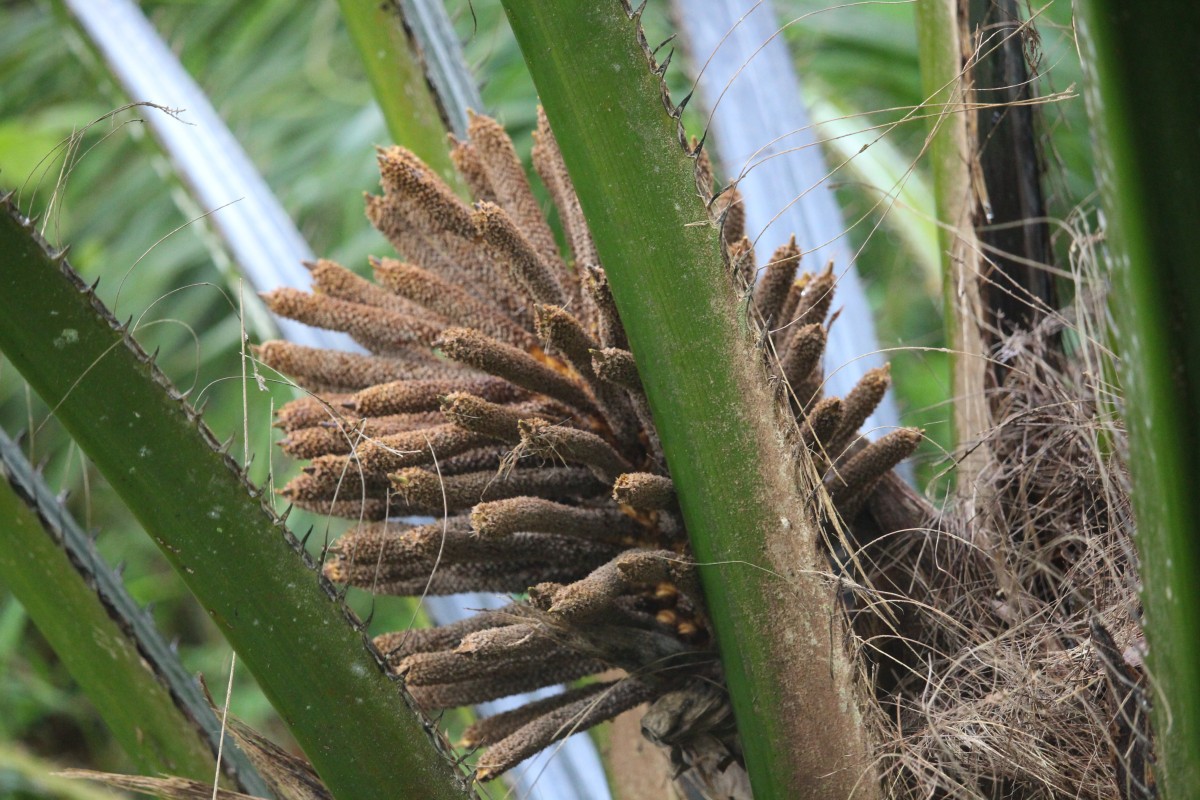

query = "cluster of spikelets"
[255,109,921,785]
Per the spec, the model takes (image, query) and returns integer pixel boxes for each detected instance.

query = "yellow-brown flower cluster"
[257,109,919,784]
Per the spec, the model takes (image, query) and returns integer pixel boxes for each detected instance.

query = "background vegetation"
[0,0,1096,794]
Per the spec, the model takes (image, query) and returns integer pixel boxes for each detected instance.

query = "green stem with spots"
[1076,3,1200,795]
[499,3,879,797]
[0,431,241,788]
[0,194,472,800]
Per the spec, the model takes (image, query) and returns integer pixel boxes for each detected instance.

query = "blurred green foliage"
[0,0,1093,789]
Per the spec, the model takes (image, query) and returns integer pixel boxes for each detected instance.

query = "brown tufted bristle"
[374,607,523,665]
[280,412,447,458]
[280,424,364,459]
[406,657,609,710]
[780,323,827,406]
[590,347,642,392]
[614,550,701,605]
[534,305,641,450]
[800,396,843,455]
[461,680,612,748]
[518,418,634,483]
[373,146,531,326]
[329,517,620,581]
[409,526,623,567]
[284,492,391,520]
[305,423,493,483]
[436,447,509,476]
[473,679,658,781]
[256,341,452,393]
[372,562,603,598]
[533,304,599,372]
[350,377,520,418]
[376,146,476,239]
[467,112,566,276]
[714,186,746,249]
[274,392,353,431]
[280,467,388,508]
[581,266,629,351]
[306,258,438,320]
[326,533,602,595]
[470,496,644,541]
[399,637,575,687]
[828,364,891,458]
[792,263,836,330]
[472,201,566,308]
[363,192,467,278]
[826,427,922,520]
[325,517,470,579]
[447,136,497,203]
[389,466,607,515]
[440,392,566,443]
[261,288,444,354]
[774,273,810,345]
[725,233,756,290]
[532,106,598,273]
[456,622,552,658]
[589,346,660,461]
[754,236,801,327]
[612,472,675,510]
[436,327,597,414]
[371,256,533,348]
[541,549,688,623]
[538,563,626,623]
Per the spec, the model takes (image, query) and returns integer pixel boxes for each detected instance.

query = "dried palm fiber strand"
[261,111,921,787]
[847,293,1153,800]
